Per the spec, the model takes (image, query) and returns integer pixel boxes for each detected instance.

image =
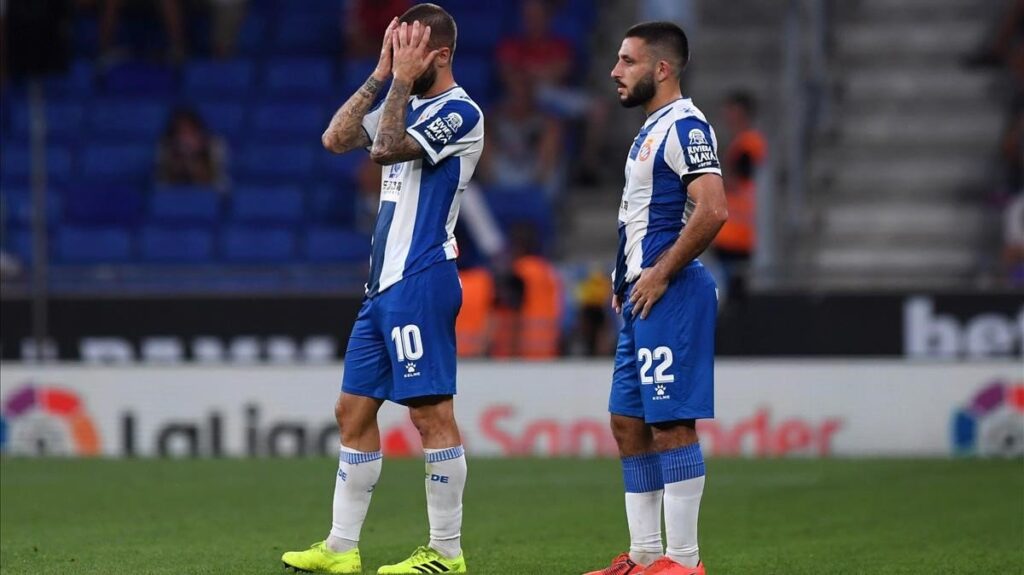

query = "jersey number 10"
[391,324,424,362]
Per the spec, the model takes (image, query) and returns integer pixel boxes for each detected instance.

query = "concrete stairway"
[805,0,1002,288]
[561,0,786,262]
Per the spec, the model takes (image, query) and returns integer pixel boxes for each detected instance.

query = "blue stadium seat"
[235,143,315,180]
[194,101,247,141]
[230,185,304,223]
[139,226,215,263]
[484,184,554,250]
[253,100,326,137]
[89,99,170,139]
[80,144,153,182]
[304,226,370,263]
[102,61,176,96]
[0,142,74,183]
[264,58,333,96]
[184,60,255,97]
[220,225,297,262]
[452,56,492,103]
[237,14,268,56]
[451,10,503,52]
[342,59,378,93]
[1,187,63,228]
[55,226,133,263]
[2,228,33,264]
[308,184,358,226]
[273,14,339,54]
[63,184,143,225]
[318,148,364,182]
[9,101,86,140]
[148,187,221,223]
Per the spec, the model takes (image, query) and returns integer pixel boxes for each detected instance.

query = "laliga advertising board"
[0,361,1021,459]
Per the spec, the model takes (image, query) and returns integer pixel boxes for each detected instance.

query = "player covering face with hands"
[584,21,728,575]
[281,4,484,574]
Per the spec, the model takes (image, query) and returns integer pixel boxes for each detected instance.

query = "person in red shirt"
[496,0,574,89]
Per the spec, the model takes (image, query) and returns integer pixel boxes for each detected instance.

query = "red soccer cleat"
[643,557,706,575]
[583,552,647,575]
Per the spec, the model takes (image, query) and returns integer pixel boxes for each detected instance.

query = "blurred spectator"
[714,90,765,299]
[571,266,614,357]
[98,0,186,65]
[490,225,562,359]
[345,0,411,59]
[1005,195,1024,285]
[210,0,247,59]
[480,73,565,196]
[156,107,228,190]
[455,262,496,358]
[496,0,605,183]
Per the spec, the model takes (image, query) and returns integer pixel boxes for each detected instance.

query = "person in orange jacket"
[714,90,765,299]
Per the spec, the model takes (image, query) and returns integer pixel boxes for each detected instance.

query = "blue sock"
[660,443,705,567]
[622,453,665,564]
[621,452,664,493]
[660,443,705,484]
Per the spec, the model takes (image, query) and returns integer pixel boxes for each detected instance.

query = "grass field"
[1,458,1022,575]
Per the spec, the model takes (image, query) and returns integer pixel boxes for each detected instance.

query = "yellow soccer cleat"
[281,541,362,574]
[377,545,467,574]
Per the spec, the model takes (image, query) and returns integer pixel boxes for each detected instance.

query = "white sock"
[664,475,704,567]
[625,490,664,565]
[325,445,382,553]
[424,446,467,559]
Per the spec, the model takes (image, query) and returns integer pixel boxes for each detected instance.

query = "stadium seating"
[230,185,304,224]
[220,225,297,263]
[304,226,370,263]
[148,186,221,224]
[139,226,216,263]
[55,226,134,263]
[0,0,572,273]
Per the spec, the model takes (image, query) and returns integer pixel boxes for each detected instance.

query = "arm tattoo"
[321,75,384,153]
[369,78,426,165]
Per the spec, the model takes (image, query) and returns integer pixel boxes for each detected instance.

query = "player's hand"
[391,20,440,84]
[611,293,622,314]
[372,17,399,81]
[630,267,669,320]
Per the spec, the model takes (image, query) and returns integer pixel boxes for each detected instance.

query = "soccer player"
[281,4,482,574]
[584,22,728,575]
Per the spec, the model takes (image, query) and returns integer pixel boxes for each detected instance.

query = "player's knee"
[610,415,652,454]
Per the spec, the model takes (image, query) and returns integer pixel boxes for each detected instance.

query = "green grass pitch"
[1,458,1022,574]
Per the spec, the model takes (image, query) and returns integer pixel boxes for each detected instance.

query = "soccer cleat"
[643,557,706,575]
[281,541,362,574]
[377,545,467,574]
[583,552,646,574]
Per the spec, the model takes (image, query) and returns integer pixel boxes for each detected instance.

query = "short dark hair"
[726,90,757,118]
[399,3,457,54]
[624,21,690,76]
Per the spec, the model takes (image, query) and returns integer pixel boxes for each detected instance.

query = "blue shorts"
[342,261,462,404]
[609,261,717,423]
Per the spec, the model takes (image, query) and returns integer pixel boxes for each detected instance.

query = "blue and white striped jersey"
[612,98,722,295]
[361,86,484,297]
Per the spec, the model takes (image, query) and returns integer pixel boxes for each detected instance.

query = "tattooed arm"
[369,21,442,165]
[321,17,398,154]
[368,78,425,165]
[321,75,386,153]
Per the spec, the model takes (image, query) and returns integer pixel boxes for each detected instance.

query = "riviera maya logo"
[952,379,1024,458]
[0,384,101,456]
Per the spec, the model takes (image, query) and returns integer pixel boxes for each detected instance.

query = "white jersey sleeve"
[664,116,722,179]
[360,100,385,151]
[405,97,483,166]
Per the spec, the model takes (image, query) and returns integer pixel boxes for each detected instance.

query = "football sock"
[326,444,382,553]
[423,445,467,559]
[621,452,665,565]
[661,443,705,568]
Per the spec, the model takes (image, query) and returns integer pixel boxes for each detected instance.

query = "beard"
[411,66,438,96]
[618,73,656,108]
